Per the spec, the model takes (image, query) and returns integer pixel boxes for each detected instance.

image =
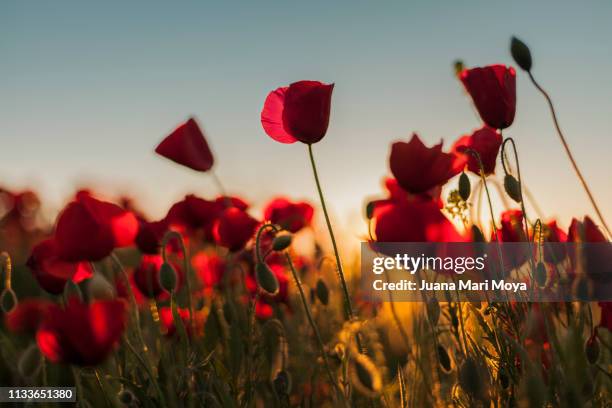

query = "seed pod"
[459,172,471,201]
[510,36,532,71]
[273,370,292,396]
[365,201,376,220]
[585,334,600,364]
[437,345,452,372]
[118,388,137,405]
[159,262,178,293]
[255,262,279,296]
[87,273,116,300]
[535,262,547,287]
[504,174,522,203]
[0,288,17,313]
[315,278,329,306]
[427,297,440,325]
[349,354,383,398]
[63,280,82,303]
[272,234,292,251]
[18,343,42,379]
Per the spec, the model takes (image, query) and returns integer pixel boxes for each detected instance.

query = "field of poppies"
[1,37,611,407]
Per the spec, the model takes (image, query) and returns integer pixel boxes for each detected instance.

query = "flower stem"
[307,144,354,320]
[528,72,611,239]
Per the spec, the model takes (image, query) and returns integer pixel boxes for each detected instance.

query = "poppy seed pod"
[510,37,532,72]
[255,262,279,296]
[459,172,471,201]
[159,262,178,294]
[504,174,522,203]
[0,288,17,313]
[315,278,329,306]
[272,234,293,251]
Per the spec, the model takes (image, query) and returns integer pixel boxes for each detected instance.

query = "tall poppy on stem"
[261,80,355,320]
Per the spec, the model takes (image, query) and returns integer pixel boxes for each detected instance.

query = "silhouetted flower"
[155,118,214,172]
[452,126,502,175]
[213,207,259,251]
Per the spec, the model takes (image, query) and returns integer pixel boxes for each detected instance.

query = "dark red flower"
[213,207,259,251]
[264,197,314,233]
[537,220,568,264]
[215,196,249,211]
[373,199,464,243]
[132,255,182,300]
[496,210,527,243]
[55,194,138,262]
[165,194,221,235]
[460,65,516,129]
[452,126,502,175]
[135,219,168,254]
[490,210,529,273]
[192,252,226,292]
[4,298,53,334]
[567,216,611,283]
[36,299,127,366]
[390,134,464,194]
[261,80,334,144]
[155,118,214,172]
[600,302,612,332]
[27,239,94,294]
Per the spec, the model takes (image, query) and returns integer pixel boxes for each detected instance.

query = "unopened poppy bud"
[315,278,329,306]
[273,370,292,396]
[255,262,279,296]
[365,201,375,220]
[585,334,599,364]
[159,262,178,293]
[535,262,547,287]
[87,273,116,300]
[118,388,137,405]
[437,345,452,372]
[510,36,532,71]
[63,280,82,303]
[504,174,522,203]
[350,354,382,397]
[459,172,471,201]
[18,343,42,379]
[0,288,17,313]
[272,234,292,251]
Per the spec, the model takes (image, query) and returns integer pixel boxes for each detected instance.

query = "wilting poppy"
[36,299,127,366]
[55,193,138,262]
[452,126,503,175]
[213,207,259,251]
[132,255,182,299]
[264,197,314,233]
[4,298,53,334]
[27,239,94,294]
[261,80,334,144]
[460,65,516,130]
[390,134,464,195]
[155,118,214,172]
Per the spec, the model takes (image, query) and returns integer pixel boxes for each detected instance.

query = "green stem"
[124,337,167,406]
[307,144,354,320]
[528,72,611,239]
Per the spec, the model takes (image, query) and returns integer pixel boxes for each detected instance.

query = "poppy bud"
[365,201,375,220]
[87,273,116,301]
[159,262,178,294]
[459,172,471,201]
[585,334,599,364]
[255,262,279,296]
[18,343,42,379]
[437,345,452,372]
[471,225,485,242]
[315,278,329,306]
[0,288,17,313]
[63,280,83,303]
[427,297,440,325]
[272,234,292,251]
[510,36,532,72]
[535,262,547,287]
[273,370,292,396]
[504,174,522,203]
[350,354,383,397]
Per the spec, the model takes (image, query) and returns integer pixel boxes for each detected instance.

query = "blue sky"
[1,1,611,239]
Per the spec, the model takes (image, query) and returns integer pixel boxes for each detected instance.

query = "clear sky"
[2,1,611,241]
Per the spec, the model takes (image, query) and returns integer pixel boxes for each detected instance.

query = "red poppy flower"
[55,194,138,262]
[192,252,226,291]
[261,80,334,144]
[567,216,611,283]
[537,220,568,264]
[373,199,464,243]
[215,196,249,211]
[36,299,127,366]
[460,65,516,130]
[264,197,314,233]
[452,126,502,175]
[390,134,464,195]
[135,219,168,254]
[4,298,53,334]
[158,307,205,337]
[165,194,222,234]
[155,117,214,172]
[213,207,259,251]
[132,255,182,300]
[27,239,94,294]
[489,210,529,273]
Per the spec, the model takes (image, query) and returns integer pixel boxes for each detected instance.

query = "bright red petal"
[261,87,297,144]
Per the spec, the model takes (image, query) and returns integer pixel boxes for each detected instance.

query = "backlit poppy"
[155,118,214,172]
